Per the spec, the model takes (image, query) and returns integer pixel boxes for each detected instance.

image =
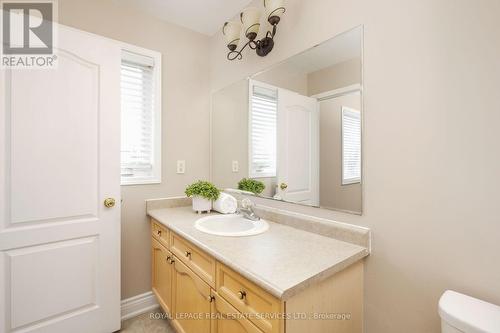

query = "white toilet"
[439,290,500,333]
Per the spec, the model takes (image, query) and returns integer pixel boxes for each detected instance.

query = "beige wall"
[59,0,211,300]
[209,0,500,332]
[319,92,362,213]
[307,58,361,96]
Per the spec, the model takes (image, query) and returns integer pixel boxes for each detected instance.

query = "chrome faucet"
[238,198,260,221]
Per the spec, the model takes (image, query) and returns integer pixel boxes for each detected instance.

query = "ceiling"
[115,0,253,36]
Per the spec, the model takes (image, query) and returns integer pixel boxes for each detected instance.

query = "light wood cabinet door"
[172,258,214,333]
[152,238,173,314]
[213,293,264,333]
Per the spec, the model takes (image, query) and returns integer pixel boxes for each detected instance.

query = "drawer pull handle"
[207,295,215,303]
[238,291,247,300]
[157,230,162,236]
[168,258,175,264]
[166,256,171,263]
[185,251,191,259]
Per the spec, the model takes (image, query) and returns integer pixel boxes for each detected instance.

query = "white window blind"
[249,84,277,178]
[342,107,361,185]
[121,50,158,184]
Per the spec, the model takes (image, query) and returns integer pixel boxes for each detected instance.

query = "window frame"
[248,79,278,179]
[341,106,361,185]
[120,44,162,186]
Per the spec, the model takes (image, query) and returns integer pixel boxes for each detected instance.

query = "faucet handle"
[241,198,254,209]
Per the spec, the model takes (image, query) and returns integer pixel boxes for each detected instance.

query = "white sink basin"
[195,214,269,237]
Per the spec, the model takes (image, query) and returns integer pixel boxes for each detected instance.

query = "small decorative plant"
[185,180,220,200]
[238,178,265,195]
[185,180,220,213]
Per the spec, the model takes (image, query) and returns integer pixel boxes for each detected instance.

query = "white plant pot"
[192,196,212,213]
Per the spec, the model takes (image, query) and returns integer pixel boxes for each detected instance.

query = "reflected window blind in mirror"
[342,107,361,185]
[121,51,155,182]
[249,84,278,178]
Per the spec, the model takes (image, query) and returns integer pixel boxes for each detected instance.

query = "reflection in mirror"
[211,26,363,214]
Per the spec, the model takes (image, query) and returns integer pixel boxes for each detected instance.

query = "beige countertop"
[147,205,369,300]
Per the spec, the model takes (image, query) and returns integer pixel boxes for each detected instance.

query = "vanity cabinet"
[151,218,363,333]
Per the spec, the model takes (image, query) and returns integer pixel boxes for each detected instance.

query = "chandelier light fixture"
[223,0,286,61]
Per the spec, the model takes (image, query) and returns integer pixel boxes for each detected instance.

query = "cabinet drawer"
[151,219,169,248]
[170,232,216,287]
[214,292,264,333]
[216,263,282,333]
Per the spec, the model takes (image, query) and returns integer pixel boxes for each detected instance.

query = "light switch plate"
[232,160,239,172]
[177,160,186,174]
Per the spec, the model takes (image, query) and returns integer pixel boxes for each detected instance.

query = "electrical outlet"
[177,160,186,174]
[232,160,239,172]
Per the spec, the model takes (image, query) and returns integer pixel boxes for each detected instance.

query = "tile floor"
[118,309,175,333]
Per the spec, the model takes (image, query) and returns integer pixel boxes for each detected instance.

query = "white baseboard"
[121,291,159,321]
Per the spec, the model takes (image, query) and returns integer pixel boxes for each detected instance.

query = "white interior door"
[277,89,319,205]
[0,24,121,333]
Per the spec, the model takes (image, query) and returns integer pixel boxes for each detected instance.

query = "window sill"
[249,174,276,179]
[121,178,161,186]
[342,179,361,186]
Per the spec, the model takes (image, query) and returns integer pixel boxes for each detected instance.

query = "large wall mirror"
[211,26,363,215]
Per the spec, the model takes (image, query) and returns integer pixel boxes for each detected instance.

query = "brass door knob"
[238,291,247,300]
[207,295,215,303]
[168,258,175,264]
[185,251,191,258]
[104,198,116,208]
[280,183,288,190]
[166,256,171,263]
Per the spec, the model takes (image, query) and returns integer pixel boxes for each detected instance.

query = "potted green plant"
[185,180,220,213]
[238,178,265,195]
